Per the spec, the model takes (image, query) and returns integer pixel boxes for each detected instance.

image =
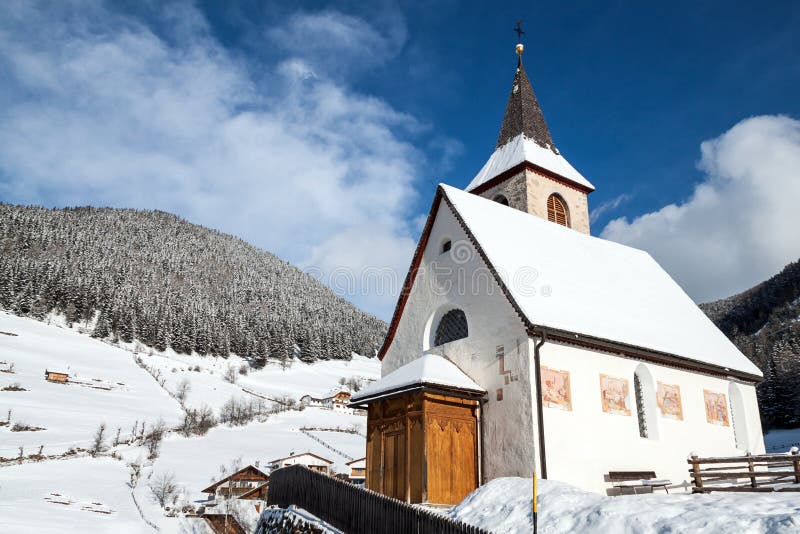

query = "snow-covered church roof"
[466,133,594,192]
[438,184,761,378]
[351,353,485,404]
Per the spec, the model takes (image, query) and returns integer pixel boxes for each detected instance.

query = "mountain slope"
[700,259,800,430]
[0,204,386,362]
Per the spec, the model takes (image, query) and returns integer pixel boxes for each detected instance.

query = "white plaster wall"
[382,201,537,480]
[531,338,765,494]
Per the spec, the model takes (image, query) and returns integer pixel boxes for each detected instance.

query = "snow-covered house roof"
[378,185,762,381]
[200,465,269,494]
[351,354,485,405]
[466,133,594,193]
[268,452,334,466]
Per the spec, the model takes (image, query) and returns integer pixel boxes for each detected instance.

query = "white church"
[350,44,765,504]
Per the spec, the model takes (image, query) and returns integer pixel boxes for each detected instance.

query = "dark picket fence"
[266,465,491,534]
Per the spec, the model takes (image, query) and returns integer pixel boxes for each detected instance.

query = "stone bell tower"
[465,42,595,235]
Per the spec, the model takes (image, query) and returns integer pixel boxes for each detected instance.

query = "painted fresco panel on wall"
[599,374,631,416]
[656,382,684,420]
[542,366,572,410]
[704,390,730,426]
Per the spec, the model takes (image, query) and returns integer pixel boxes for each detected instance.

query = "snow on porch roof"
[350,354,485,404]
[466,134,595,193]
[441,184,762,378]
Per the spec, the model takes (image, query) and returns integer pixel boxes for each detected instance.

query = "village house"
[267,452,335,475]
[350,43,764,505]
[236,483,269,514]
[201,465,269,503]
[346,457,366,485]
[300,389,354,414]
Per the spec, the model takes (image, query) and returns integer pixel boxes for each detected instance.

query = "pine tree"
[92,311,111,339]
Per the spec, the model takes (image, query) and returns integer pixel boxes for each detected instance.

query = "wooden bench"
[608,471,671,494]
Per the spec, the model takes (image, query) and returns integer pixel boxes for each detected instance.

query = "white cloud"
[0,2,425,319]
[266,9,407,79]
[601,115,800,303]
[589,193,631,224]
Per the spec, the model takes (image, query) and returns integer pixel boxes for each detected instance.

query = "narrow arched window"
[493,194,509,206]
[729,383,750,450]
[634,374,648,438]
[434,309,468,346]
[547,194,569,227]
[633,365,659,440]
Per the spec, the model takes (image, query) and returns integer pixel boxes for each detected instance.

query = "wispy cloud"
[589,193,632,224]
[0,1,431,319]
[601,115,800,303]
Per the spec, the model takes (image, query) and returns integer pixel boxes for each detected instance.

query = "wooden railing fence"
[688,451,800,492]
[266,464,490,534]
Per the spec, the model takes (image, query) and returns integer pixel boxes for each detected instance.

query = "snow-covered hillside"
[0,312,379,533]
[0,312,185,457]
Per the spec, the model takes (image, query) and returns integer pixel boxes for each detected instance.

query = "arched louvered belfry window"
[434,309,468,346]
[547,194,570,227]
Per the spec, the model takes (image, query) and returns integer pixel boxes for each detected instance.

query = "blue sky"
[1,1,799,320]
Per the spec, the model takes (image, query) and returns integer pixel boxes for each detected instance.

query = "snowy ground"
[0,312,379,533]
[450,477,800,534]
[0,312,184,457]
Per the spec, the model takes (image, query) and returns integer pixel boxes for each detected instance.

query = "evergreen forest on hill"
[0,203,387,364]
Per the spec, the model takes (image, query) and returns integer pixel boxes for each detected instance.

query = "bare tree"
[113,427,121,446]
[175,378,191,405]
[130,420,138,443]
[90,423,106,457]
[129,461,142,488]
[223,365,238,384]
[145,420,166,460]
[148,471,177,507]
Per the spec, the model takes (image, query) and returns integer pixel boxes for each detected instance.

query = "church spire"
[495,42,557,153]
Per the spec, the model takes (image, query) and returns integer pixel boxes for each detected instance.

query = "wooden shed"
[45,370,69,383]
[350,354,486,506]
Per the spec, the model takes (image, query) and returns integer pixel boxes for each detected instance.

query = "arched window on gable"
[493,194,510,206]
[440,239,452,254]
[547,194,570,227]
[434,309,468,346]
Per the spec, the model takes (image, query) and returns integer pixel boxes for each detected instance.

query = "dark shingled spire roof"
[496,58,557,153]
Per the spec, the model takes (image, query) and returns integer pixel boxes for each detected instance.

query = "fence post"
[746,452,756,488]
[792,448,800,484]
[690,455,703,491]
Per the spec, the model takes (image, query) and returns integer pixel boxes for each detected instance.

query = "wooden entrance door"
[383,430,406,500]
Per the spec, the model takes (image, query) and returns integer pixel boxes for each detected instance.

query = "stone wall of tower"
[477,170,528,212]
[476,169,591,235]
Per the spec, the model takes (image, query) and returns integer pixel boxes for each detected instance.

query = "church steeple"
[465,36,594,235]
[496,57,556,152]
